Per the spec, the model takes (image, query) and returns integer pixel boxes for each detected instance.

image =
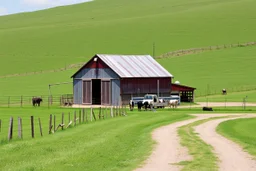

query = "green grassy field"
[196,90,256,102]
[0,107,191,171]
[0,0,255,98]
[217,118,256,157]
[159,46,256,98]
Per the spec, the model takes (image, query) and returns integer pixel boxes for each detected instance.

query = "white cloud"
[22,0,93,7]
[0,7,8,16]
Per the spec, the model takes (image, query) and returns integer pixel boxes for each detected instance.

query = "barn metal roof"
[71,54,173,78]
[96,54,173,78]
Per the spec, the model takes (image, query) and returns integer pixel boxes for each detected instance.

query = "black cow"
[32,97,43,107]
[202,107,213,111]
[137,101,143,111]
[222,89,227,95]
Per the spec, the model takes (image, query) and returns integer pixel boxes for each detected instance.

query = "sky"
[0,0,93,16]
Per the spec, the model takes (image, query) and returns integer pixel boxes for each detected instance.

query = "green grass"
[196,90,256,102]
[217,117,256,157]
[178,118,223,171]
[0,0,255,97]
[0,107,192,170]
[159,46,256,98]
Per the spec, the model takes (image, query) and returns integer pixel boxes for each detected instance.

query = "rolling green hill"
[0,0,255,99]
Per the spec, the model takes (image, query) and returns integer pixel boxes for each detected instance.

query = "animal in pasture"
[32,97,43,107]
[129,100,135,111]
[222,89,227,95]
[137,101,143,111]
[202,107,213,111]
[169,99,178,108]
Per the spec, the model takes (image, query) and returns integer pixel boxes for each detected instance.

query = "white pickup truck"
[130,94,180,109]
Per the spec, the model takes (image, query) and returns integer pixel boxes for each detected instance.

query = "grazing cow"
[32,97,43,107]
[137,101,143,111]
[169,100,178,108]
[222,89,227,95]
[202,107,213,111]
[129,100,135,111]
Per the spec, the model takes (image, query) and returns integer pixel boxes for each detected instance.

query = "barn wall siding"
[74,68,119,79]
[73,79,83,104]
[111,79,121,106]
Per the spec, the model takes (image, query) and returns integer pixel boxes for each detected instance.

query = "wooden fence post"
[92,108,96,121]
[31,116,34,138]
[21,96,23,107]
[18,117,23,139]
[62,113,64,130]
[8,96,10,108]
[8,117,13,141]
[74,111,76,126]
[111,106,113,118]
[99,107,101,119]
[79,110,81,124]
[115,106,118,117]
[82,109,85,123]
[53,115,56,132]
[38,118,43,137]
[49,114,52,134]
[69,112,71,123]
[90,107,93,121]
[85,109,88,123]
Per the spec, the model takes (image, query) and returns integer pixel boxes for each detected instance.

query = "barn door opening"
[101,80,111,105]
[92,79,101,105]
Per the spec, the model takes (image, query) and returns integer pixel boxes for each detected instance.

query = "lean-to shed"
[71,54,173,106]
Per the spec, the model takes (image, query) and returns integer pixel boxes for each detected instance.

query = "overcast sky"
[0,0,93,16]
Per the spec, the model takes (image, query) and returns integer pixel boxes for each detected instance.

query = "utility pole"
[153,42,155,58]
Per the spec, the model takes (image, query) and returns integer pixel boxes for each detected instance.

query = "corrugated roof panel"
[97,54,173,78]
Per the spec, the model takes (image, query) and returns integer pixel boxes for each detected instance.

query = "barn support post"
[18,117,23,139]
[38,118,43,137]
[8,117,13,141]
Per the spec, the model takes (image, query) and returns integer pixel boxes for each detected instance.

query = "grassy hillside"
[0,0,255,75]
[0,0,255,98]
[159,46,256,97]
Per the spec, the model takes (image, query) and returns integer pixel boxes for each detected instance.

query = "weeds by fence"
[1,106,127,143]
[156,41,256,59]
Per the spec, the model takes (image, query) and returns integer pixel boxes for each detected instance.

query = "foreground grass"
[0,107,191,171]
[178,117,229,171]
[217,117,256,157]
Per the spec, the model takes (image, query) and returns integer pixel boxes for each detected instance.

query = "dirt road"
[195,116,256,171]
[134,114,256,171]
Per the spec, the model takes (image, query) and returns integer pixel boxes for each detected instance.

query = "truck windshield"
[144,95,153,99]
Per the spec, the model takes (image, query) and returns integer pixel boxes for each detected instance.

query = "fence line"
[156,41,256,59]
[1,106,127,143]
